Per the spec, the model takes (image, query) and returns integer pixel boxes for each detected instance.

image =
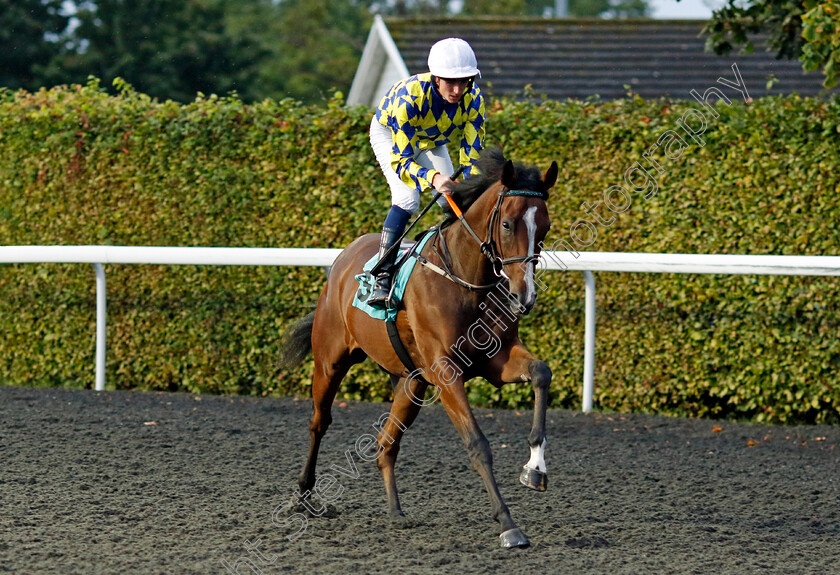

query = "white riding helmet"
[427,38,481,79]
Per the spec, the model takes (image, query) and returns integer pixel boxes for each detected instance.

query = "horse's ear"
[502,160,516,189]
[543,161,558,191]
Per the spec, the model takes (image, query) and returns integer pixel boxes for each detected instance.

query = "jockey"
[367,37,486,306]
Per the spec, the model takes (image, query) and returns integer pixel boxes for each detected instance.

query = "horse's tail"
[279,310,316,368]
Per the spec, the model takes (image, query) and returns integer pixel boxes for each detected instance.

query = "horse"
[280,148,558,548]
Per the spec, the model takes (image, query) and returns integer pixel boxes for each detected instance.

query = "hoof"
[520,466,548,492]
[388,509,405,523]
[295,502,340,518]
[500,528,530,549]
[389,512,416,529]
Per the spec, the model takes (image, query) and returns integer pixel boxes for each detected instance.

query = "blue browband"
[504,189,545,198]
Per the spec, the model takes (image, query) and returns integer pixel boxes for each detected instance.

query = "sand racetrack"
[2,385,839,574]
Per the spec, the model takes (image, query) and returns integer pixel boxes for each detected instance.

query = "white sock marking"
[524,438,547,473]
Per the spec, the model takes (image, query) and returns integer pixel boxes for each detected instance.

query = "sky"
[648,0,728,19]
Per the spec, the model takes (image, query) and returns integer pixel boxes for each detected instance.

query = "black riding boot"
[367,227,401,307]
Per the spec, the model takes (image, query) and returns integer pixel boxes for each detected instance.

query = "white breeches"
[369,116,453,214]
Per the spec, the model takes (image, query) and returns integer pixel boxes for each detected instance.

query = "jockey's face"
[434,76,470,104]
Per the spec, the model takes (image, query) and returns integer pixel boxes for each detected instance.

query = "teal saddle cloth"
[352,230,436,321]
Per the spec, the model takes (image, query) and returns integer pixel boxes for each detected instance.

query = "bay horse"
[280,148,558,548]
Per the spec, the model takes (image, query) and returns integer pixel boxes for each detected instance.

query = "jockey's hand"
[432,172,456,194]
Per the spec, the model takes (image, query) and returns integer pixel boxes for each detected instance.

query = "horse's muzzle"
[510,290,536,316]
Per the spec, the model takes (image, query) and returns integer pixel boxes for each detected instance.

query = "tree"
[42,0,373,103]
[701,0,840,88]
[373,0,448,15]
[43,0,272,102]
[460,0,529,16]
[262,0,372,101]
[0,0,69,91]
[801,1,840,87]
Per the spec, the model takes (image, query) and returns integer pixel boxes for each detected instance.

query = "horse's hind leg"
[298,342,358,498]
[375,374,427,523]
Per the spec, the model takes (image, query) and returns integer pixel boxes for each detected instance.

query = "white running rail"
[2,246,839,411]
[0,246,340,392]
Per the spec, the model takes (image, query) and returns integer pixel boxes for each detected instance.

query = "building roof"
[348,16,836,106]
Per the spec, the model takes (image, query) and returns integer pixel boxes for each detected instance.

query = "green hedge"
[1,78,839,423]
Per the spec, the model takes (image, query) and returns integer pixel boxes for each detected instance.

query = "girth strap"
[385,318,428,383]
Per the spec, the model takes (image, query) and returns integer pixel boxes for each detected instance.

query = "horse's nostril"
[509,292,535,317]
[520,294,536,314]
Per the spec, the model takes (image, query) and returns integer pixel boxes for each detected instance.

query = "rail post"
[93,263,106,391]
[582,271,596,413]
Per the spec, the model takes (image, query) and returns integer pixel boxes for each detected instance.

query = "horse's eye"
[502,221,512,232]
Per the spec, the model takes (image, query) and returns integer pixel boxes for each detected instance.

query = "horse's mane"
[439,147,549,229]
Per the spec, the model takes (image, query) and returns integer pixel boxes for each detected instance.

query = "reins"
[417,230,500,291]
[420,185,545,289]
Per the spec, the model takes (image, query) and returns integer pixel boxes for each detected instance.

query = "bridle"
[416,186,546,290]
[481,187,546,278]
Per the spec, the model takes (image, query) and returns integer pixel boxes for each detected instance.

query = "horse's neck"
[440,187,497,287]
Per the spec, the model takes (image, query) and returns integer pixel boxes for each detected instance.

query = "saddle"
[351,229,436,321]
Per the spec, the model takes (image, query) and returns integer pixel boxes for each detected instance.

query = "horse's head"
[444,149,557,316]
[490,158,557,315]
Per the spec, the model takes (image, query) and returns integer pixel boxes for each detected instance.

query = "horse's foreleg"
[439,385,530,549]
[376,375,426,523]
[488,345,552,492]
[520,358,551,491]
